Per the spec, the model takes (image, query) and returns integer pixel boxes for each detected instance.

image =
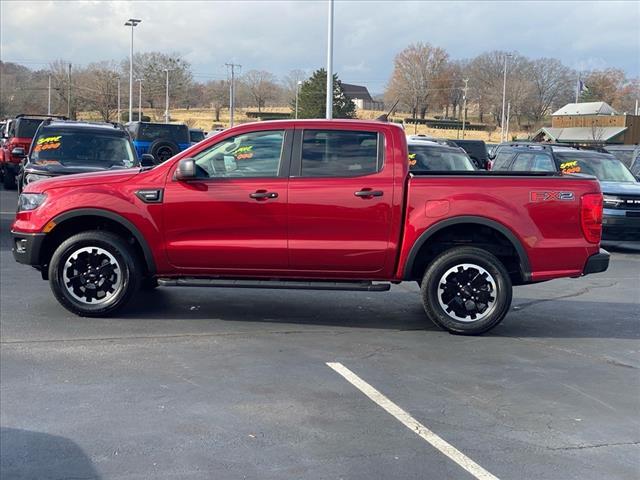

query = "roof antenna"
[376,99,399,122]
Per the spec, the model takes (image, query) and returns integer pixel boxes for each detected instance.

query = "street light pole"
[225,63,241,127]
[67,63,72,118]
[124,18,141,123]
[163,69,169,123]
[137,79,143,121]
[47,74,52,115]
[500,54,511,143]
[117,78,121,121]
[325,0,334,119]
[295,80,302,119]
[461,78,469,140]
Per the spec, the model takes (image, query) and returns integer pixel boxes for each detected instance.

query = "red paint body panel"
[13,119,603,284]
[1,137,32,164]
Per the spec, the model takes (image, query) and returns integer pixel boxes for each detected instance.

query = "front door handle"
[249,190,278,200]
[354,189,383,198]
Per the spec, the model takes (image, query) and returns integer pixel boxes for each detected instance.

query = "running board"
[157,278,391,292]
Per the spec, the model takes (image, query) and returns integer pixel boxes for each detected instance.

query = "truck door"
[163,129,292,272]
[287,128,395,276]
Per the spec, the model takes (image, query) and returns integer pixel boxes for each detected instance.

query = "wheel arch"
[41,208,156,276]
[403,216,531,284]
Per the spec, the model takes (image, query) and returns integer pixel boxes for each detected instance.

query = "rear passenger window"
[492,152,514,170]
[301,130,380,177]
[531,154,555,172]
[511,153,533,171]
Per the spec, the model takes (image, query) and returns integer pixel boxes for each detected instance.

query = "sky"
[1,0,639,94]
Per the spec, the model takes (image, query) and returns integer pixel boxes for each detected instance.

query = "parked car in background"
[407,137,476,172]
[206,126,225,138]
[447,139,489,169]
[189,128,206,145]
[15,119,154,192]
[125,121,190,163]
[604,145,639,169]
[12,119,608,335]
[491,143,640,246]
[1,115,65,189]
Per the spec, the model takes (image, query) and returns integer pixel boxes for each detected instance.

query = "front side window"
[301,130,379,177]
[31,130,137,168]
[192,130,284,178]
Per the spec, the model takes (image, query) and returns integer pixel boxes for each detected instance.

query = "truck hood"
[23,168,141,193]
[600,181,640,196]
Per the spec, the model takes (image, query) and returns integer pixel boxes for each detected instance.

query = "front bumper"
[602,210,640,242]
[11,231,46,266]
[582,248,610,275]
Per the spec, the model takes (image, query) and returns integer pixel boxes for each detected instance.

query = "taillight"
[581,193,603,243]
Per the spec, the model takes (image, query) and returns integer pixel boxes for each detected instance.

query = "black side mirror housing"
[176,158,197,180]
[140,153,156,167]
[11,147,26,158]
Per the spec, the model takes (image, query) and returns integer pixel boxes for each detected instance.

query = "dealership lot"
[1,187,638,479]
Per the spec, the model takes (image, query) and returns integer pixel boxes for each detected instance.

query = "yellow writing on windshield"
[37,136,62,145]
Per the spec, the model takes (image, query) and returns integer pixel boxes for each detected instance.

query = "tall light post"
[137,79,143,121]
[163,69,170,123]
[295,80,303,119]
[225,63,241,127]
[47,74,52,115]
[461,78,469,140]
[124,18,141,123]
[117,78,121,121]
[325,0,334,119]
[500,53,512,142]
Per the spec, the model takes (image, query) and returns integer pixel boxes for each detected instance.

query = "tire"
[3,170,16,190]
[48,231,142,317]
[149,139,179,163]
[420,246,512,335]
[140,277,158,290]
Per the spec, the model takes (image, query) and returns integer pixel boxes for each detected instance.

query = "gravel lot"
[1,187,638,480]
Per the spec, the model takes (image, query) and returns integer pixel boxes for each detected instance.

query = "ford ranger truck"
[11,120,609,335]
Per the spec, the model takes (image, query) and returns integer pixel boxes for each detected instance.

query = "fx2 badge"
[530,191,575,202]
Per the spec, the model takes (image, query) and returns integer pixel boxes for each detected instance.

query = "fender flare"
[52,208,157,275]
[403,215,531,281]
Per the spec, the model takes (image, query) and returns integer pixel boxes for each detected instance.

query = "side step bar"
[157,278,391,292]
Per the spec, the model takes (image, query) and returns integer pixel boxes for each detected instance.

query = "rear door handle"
[249,191,278,199]
[354,189,383,198]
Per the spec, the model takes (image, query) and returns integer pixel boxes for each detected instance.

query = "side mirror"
[140,153,156,167]
[11,147,26,158]
[176,158,197,180]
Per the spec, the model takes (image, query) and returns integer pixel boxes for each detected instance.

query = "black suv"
[126,121,190,162]
[16,119,154,192]
[491,143,640,247]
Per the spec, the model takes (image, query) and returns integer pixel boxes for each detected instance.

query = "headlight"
[17,193,47,212]
[25,174,50,184]
[603,195,622,207]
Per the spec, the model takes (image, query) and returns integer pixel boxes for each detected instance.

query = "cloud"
[1,0,638,93]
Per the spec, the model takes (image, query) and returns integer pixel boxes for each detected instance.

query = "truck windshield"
[556,153,637,183]
[409,145,476,171]
[31,130,138,168]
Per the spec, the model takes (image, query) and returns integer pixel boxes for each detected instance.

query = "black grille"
[608,196,640,210]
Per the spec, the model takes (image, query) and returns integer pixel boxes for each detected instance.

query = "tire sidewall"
[149,139,179,162]
[421,247,512,335]
[49,232,140,316]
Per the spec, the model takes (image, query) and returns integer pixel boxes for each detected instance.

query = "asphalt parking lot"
[1,187,639,480]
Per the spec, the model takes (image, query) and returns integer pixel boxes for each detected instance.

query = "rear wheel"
[420,247,512,335]
[48,231,142,316]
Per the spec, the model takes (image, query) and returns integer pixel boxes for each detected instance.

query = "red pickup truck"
[12,119,609,334]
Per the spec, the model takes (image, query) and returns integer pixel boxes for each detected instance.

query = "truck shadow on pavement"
[120,288,640,340]
[0,427,101,479]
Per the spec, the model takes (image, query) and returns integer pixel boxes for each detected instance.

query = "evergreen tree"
[294,69,356,119]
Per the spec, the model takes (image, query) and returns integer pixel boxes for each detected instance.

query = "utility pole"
[67,63,72,118]
[461,78,469,140]
[225,63,241,127]
[163,69,170,123]
[635,99,638,116]
[125,18,142,123]
[325,0,334,119]
[505,101,511,142]
[500,54,511,143]
[47,74,52,115]
[137,79,143,121]
[117,78,121,122]
[295,80,302,119]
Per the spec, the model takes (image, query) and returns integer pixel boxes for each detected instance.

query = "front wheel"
[420,247,512,335]
[48,231,142,316]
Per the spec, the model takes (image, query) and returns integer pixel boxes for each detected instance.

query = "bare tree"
[281,69,307,105]
[385,42,449,119]
[520,58,574,127]
[241,70,279,112]
[80,61,120,121]
[206,79,230,121]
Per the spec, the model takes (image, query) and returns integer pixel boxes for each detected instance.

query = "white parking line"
[327,362,500,480]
